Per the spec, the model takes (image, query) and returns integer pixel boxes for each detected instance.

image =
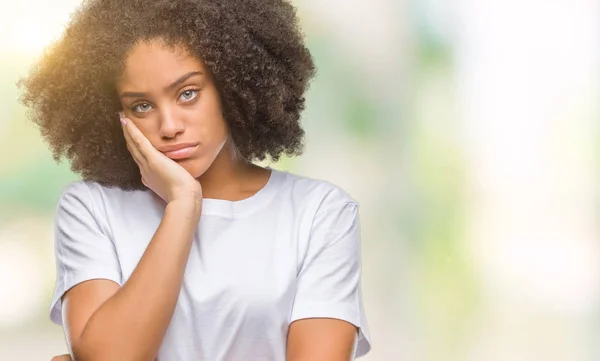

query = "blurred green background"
[1,1,599,360]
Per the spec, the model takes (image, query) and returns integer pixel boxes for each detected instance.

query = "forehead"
[119,40,205,87]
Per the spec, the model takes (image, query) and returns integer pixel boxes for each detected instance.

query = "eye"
[179,89,199,102]
[133,103,153,113]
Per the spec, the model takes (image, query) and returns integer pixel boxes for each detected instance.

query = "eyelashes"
[133,103,152,113]
[179,89,198,102]
[130,88,200,114]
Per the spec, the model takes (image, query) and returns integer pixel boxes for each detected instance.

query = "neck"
[197,141,267,200]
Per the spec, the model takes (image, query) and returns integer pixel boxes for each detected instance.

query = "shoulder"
[276,169,358,213]
[57,179,147,215]
[55,180,156,239]
[58,180,118,204]
[56,180,95,208]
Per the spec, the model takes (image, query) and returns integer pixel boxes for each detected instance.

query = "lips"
[159,142,199,160]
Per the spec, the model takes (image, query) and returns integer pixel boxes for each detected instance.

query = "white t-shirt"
[50,168,371,360]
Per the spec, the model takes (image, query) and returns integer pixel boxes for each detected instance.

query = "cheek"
[194,113,226,137]
[195,94,228,145]
[200,119,228,158]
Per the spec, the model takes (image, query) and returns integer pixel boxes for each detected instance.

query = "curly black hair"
[19,0,315,190]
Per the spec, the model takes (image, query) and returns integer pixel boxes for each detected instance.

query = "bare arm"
[64,200,200,361]
[287,318,357,361]
[59,115,204,361]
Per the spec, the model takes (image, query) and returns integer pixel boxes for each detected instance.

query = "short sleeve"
[49,181,122,325]
[290,202,372,358]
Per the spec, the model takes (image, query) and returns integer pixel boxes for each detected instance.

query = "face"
[116,39,228,178]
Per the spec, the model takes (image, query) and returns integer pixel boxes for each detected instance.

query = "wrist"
[166,198,202,219]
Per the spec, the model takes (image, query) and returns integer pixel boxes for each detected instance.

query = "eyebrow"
[119,71,203,99]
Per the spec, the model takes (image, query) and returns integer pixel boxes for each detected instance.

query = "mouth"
[161,144,199,160]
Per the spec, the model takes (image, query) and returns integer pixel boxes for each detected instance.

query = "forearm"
[73,200,201,361]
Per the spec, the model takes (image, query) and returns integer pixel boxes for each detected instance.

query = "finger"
[124,127,145,164]
[122,114,156,159]
[120,114,146,164]
[141,176,151,189]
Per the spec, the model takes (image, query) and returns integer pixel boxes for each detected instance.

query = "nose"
[158,108,185,139]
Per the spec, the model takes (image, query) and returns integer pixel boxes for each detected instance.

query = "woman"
[20,0,371,360]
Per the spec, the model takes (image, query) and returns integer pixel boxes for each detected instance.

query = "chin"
[180,156,216,179]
